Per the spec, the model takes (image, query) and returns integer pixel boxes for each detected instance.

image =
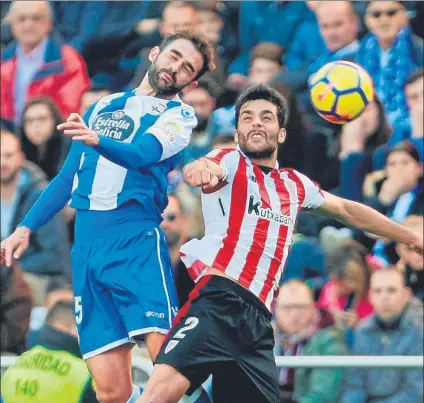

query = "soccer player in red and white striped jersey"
[139,84,423,403]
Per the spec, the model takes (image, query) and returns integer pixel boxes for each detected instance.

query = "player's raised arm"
[59,106,197,169]
[183,148,237,190]
[312,191,423,255]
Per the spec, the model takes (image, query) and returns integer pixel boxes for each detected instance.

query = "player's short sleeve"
[147,105,197,161]
[295,171,325,210]
[203,148,240,183]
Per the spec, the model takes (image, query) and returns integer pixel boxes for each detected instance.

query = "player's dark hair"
[234,84,288,129]
[46,300,75,327]
[405,68,424,87]
[159,30,216,80]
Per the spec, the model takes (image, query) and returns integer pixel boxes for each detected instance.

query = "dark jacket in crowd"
[228,1,317,76]
[9,161,71,276]
[0,263,32,355]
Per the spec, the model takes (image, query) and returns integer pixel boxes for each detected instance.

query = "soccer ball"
[309,60,375,124]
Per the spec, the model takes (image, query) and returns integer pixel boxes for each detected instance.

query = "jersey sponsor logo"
[158,121,180,142]
[248,195,295,226]
[92,111,135,141]
[146,311,165,319]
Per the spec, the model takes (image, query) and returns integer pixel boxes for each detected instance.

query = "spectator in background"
[338,96,392,201]
[364,141,423,265]
[18,97,70,180]
[226,1,318,91]
[160,193,193,307]
[357,1,424,136]
[210,42,284,137]
[0,130,71,305]
[211,134,237,150]
[193,2,238,75]
[180,78,219,167]
[1,301,99,403]
[50,1,107,56]
[27,285,74,348]
[79,85,112,117]
[281,1,360,122]
[404,68,423,156]
[396,215,424,301]
[319,241,374,333]
[0,1,91,129]
[274,280,347,403]
[341,268,423,403]
[0,261,32,356]
[372,68,424,171]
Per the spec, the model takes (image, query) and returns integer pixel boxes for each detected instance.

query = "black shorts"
[155,275,279,403]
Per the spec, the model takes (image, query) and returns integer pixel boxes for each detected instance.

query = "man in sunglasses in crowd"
[357,1,423,134]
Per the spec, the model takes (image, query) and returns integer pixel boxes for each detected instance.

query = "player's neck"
[250,156,277,169]
[136,74,176,100]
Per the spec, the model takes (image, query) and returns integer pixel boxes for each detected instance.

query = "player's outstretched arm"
[312,191,423,255]
[0,142,83,267]
[183,158,223,189]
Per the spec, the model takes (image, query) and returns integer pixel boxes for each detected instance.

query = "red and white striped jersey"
[180,147,324,311]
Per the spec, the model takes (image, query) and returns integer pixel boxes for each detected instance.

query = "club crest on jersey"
[92,111,135,141]
[248,195,295,226]
[181,108,194,120]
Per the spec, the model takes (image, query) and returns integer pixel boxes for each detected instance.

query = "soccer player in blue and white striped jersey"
[1,31,215,403]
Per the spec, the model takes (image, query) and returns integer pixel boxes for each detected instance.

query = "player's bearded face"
[148,59,187,96]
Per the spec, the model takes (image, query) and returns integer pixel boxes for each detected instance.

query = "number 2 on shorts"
[74,296,83,324]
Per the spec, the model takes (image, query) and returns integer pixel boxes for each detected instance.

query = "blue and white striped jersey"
[69,91,196,217]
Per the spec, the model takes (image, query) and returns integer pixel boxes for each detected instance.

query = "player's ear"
[233,129,239,144]
[278,128,286,145]
[149,46,161,62]
[181,81,198,95]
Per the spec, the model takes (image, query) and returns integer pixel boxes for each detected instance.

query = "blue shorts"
[72,204,178,359]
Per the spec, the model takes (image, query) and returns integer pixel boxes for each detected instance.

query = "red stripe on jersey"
[203,148,234,165]
[238,165,272,288]
[259,170,290,302]
[212,156,248,270]
[164,275,212,343]
[286,169,306,207]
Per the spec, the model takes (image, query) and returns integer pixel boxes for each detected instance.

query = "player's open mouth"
[249,132,266,140]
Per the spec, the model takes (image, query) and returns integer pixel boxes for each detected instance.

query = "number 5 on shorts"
[74,296,83,324]
[165,317,199,354]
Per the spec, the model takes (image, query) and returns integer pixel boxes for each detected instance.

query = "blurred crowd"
[0,1,423,402]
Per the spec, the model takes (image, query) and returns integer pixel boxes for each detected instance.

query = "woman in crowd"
[318,240,374,333]
[18,98,71,181]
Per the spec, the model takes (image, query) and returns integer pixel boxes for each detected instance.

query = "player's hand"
[186,168,219,189]
[58,113,100,147]
[0,226,31,267]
